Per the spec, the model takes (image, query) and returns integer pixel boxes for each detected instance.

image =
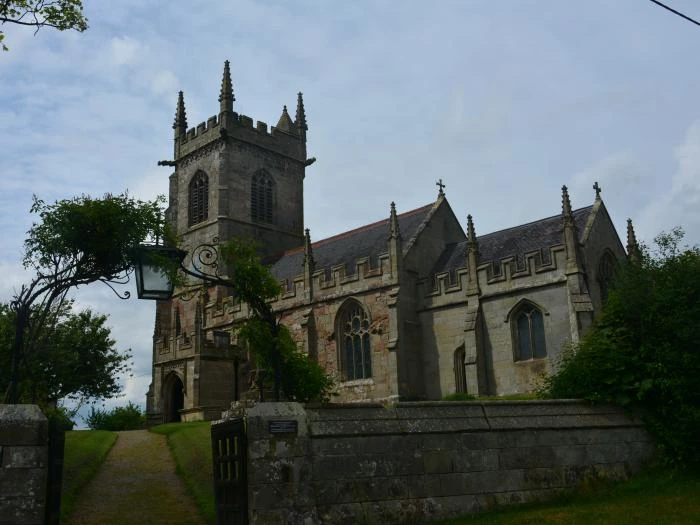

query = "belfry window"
[337,300,372,381]
[251,171,274,223]
[188,171,209,226]
[512,302,546,361]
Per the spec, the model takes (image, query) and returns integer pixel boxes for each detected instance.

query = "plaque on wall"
[269,420,298,434]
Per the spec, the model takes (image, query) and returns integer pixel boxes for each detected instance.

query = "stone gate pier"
[0,405,49,525]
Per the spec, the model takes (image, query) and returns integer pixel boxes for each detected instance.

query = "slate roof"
[270,202,435,285]
[432,206,593,275]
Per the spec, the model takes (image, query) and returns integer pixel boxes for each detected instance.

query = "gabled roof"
[270,202,434,284]
[433,206,593,275]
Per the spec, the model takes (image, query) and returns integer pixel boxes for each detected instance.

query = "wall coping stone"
[0,405,48,446]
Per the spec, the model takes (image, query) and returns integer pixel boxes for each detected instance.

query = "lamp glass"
[135,245,183,300]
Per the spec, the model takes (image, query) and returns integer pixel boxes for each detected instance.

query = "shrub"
[541,228,700,467]
[42,405,76,430]
[85,402,145,430]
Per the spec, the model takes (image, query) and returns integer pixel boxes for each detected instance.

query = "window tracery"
[337,300,372,381]
[512,301,546,361]
[598,251,617,303]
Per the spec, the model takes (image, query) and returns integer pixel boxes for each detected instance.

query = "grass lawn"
[433,468,700,525]
[61,430,117,521]
[150,421,215,525]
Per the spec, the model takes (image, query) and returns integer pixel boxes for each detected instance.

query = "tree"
[85,402,145,430]
[4,193,162,403]
[209,239,334,402]
[0,300,131,406]
[541,228,700,466]
[0,0,87,51]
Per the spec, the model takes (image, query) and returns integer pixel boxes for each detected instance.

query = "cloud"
[110,36,141,66]
[570,151,650,208]
[150,70,178,96]
[4,0,700,422]
[636,120,700,246]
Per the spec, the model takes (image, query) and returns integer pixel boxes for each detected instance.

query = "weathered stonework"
[243,401,653,524]
[147,64,632,424]
[0,405,48,525]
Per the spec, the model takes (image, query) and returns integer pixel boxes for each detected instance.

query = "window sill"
[339,378,374,387]
[514,356,548,364]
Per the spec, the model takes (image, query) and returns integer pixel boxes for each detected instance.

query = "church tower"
[147,61,309,424]
[167,60,308,260]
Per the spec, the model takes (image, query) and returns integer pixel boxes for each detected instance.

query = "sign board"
[268,420,298,435]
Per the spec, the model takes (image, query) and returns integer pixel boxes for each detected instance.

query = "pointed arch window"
[511,301,546,361]
[597,251,617,303]
[251,171,274,224]
[188,171,209,226]
[336,300,372,381]
[454,345,467,393]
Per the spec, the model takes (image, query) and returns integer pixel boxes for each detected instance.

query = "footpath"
[65,430,206,525]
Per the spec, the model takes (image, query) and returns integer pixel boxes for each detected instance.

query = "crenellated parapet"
[419,245,568,310]
[481,245,565,283]
[175,111,306,162]
[172,60,308,165]
[275,251,397,311]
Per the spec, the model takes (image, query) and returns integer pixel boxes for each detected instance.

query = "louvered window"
[188,171,209,226]
[251,172,274,223]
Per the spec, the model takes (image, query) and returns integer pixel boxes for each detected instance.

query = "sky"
[2,0,700,423]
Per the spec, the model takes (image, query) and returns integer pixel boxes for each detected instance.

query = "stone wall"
[245,401,653,524]
[0,405,48,525]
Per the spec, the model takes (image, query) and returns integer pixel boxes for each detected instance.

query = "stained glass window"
[513,302,546,361]
[598,251,617,303]
[338,301,372,380]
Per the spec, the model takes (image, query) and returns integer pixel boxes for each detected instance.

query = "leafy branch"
[0,0,88,51]
[4,193,163,403]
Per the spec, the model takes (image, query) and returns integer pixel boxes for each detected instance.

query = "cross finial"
[593,181,601,199]
[436,179,446,197]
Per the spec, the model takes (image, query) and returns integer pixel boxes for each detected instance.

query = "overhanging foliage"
[0,0,88,51]
[541,228,700,467]
[4,193,163,403]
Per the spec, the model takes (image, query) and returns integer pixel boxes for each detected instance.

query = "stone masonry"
[147,61,639,424]
[0,405,48,525]
[242,401,653,524]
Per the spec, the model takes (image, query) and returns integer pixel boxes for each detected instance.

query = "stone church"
[146,62,638,424]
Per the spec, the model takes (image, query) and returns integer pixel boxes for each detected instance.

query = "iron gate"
[211,417,248,525]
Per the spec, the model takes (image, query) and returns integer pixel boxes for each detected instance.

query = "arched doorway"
[163,373,184,423]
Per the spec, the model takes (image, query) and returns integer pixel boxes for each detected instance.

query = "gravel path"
[66,430,206,525]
